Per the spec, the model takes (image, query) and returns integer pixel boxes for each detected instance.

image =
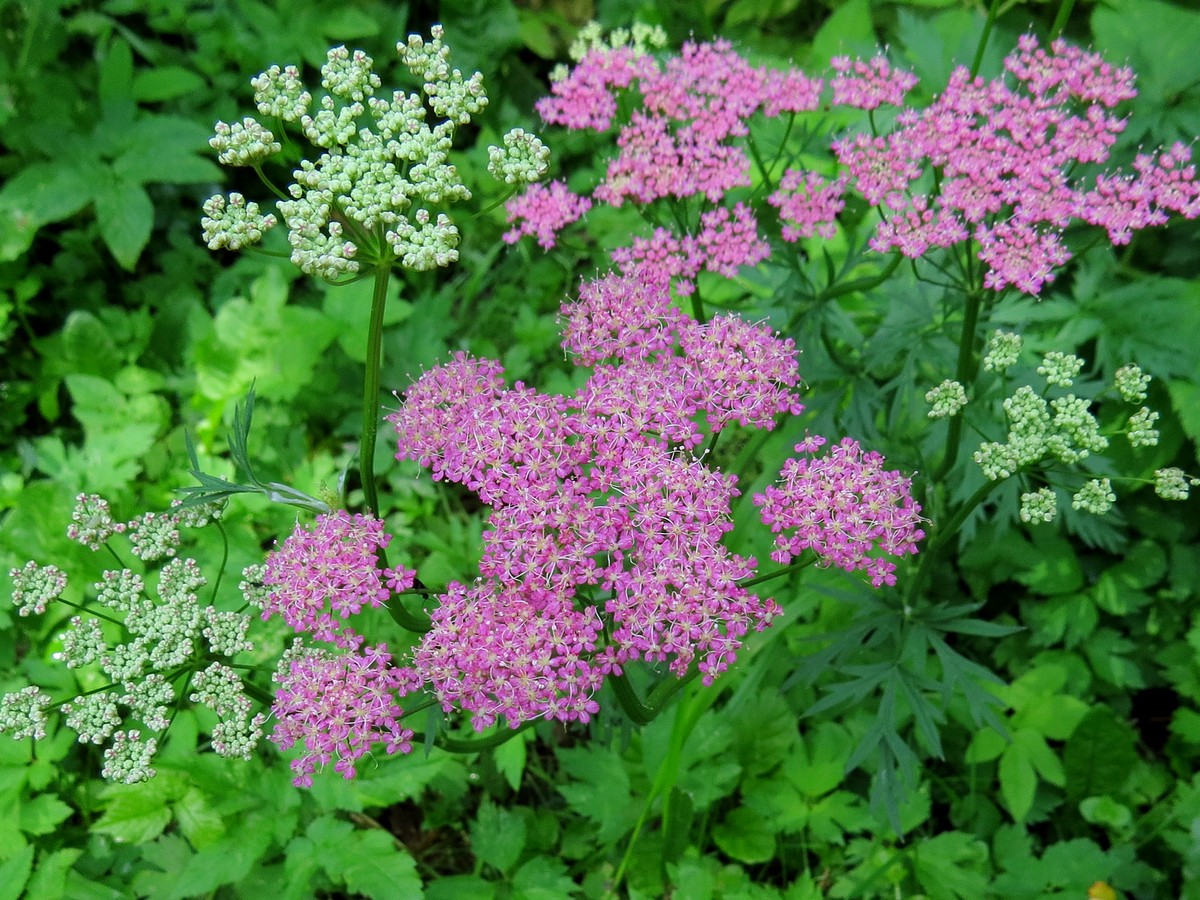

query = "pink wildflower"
[830,54,919,110]
[271,643,419,786]
[762,68,824,116]
[769,170,848,240]
[536,46,659,131]
[262,511,405,648]
[974,219,1071,295]
[755,436,924,587]
[560,271,686,365]
[503,180,591,249]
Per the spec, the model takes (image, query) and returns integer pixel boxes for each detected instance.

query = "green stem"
[360,263,393,516]
[57,598,123,627]
[423,720,536,753]
[738,554,816,590]
[817,253,902,303]
[969,0,1004,79]
[904,480,998,606]
[930,287,984,483]
[610,670,656,725]
[1050,0,1077,38]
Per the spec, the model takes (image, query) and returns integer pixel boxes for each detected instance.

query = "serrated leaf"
[911,831,989,900]
[556,744,634,844]
[712,806,776,864]
[93,787,172,844]
[1063,708,1139,801]
[24,847,83,900]
[335,830,422,900]
[470,799,526,874]
[0,845,34,900]
[94,176,153,270]
[17,793,72,835]
[999,736,1039,822]
[510,856,577,900]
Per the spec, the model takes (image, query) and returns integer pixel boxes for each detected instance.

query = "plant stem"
[424,720,536,753]
[1050,0,1077,38]
[360,262,393,516]
[969,0,1004,79]
[738,554,816,589]
[904,480,998,606]
[930,287,984,483]
[610,670,656,725]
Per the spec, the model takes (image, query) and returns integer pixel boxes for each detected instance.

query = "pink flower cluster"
[263,511,415,648]
[388,269,808,723]
[503,179,592,249]
[830,54,920,110]
[509,35,823,293]
[770,35,1199,294]
[754,435,925,588]
[609,204,769,294]
[271,643,419,786]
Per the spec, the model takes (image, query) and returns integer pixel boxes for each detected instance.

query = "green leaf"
[94,175,153,270]
[133,66,207,101]
[556,744,635,844]
[492,729,528,792]
[425,877,494,900]
[911,831,989,900]
[93,786,173,844]
[470,798,526,874]
[24,848,83,900]
[999,735,1038,822]
[510,856,578,900]
[321,277,412,364]
[173,787,225,849]
[712,806,776,864]
[1063,708,1139,801]
[1079,796,1132,831]
[0,845,34,900]
[99,37,135,127]
[337,830,422,900]
[17,793,72,835]
[809,0,876,67]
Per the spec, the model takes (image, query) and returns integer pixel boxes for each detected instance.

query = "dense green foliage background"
[2,0,1200,897]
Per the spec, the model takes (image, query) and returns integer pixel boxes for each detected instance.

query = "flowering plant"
[3,4,1200,896]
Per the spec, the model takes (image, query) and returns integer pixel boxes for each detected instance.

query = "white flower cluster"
[205,26,516,279]
[0,495,266,784]
[201,193,278,252]
[982,330,1022,372]
[567,20,668,63]
[924,379,967,419]
[209,117,282,167]
[487,128,551,185]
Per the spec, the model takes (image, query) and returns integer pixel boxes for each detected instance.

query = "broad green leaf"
[0,845,34,900]
[24,848,83,900]
[173,787,225,849]
[336,830,422,900]
[470,798,526,875]
[556,744,635,844]
[999,737,1038,822]
[965,727,1005,764]
[425,877,495,900]
[93,175,153,270]
[809,0,876,67]
[712,806,776,864]
[492,729,528,792]
[510,856,578,900]
[99,37,135,128]
[133,66,207,101]
[1063,708,1139,801]
[1079,796,1132,831]
[93,786,173,844]
[911,831,989,900]
[321,277,412,364]
[1015,729,1064,788]
[17,793,72,835]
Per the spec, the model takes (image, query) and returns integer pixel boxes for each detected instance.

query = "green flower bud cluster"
[1,496,267,784]
[488,128,551,186]
[201,193,278,252]
[209,117,282,167]
[9,561,67,617]
[567,20,668,63]
[190,663,267,760]
[0,687,51,741]
[1154,467,1199,501]
[925,379,968,419]
[982,330,1023,372]
[1072,478,1116,515]
[204,25,542,281]
[1037,351,1084,388]
[1019,487,1058,523]
[102,729,158,784]
[971,340,1186,524]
